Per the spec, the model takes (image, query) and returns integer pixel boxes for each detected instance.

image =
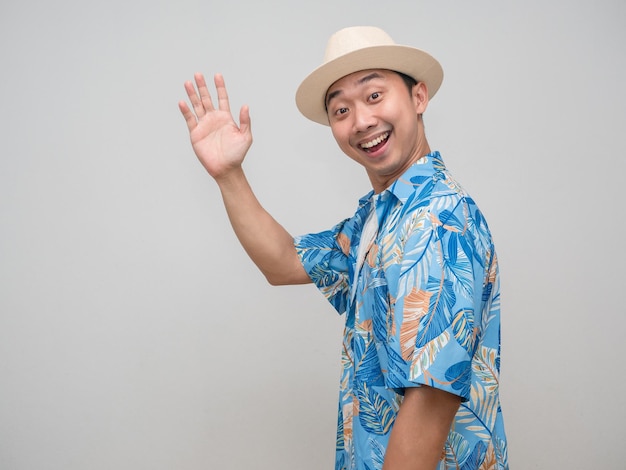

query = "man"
[179,26,508,470]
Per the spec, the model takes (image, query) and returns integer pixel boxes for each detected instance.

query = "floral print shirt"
[295,152,508,470]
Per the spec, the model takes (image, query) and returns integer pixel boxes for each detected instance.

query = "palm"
[179,73,252,179]
[190,108,251,177]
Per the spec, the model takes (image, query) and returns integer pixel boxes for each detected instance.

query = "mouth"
[359,131,390,153]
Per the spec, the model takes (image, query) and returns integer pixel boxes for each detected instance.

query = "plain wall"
[1,0,624,468]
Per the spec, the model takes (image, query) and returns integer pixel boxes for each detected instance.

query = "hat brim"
[295,45,443,126]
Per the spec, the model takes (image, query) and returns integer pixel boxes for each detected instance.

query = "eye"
[369,92,381,101]
[335,107,348,116]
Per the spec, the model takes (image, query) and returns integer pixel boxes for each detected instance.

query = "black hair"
[395,71,418,94]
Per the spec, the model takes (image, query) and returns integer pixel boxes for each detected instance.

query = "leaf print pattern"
[452,308,477,355]
[353,335,383,385]
[294,152,508,469]
[410,330,451,380]
[445,360,472,398]
[397,288,430,361]
[443,431,472,468]
[415,277,455,346]
[393,212,433,299]
[444,231,475,299]
[357,382,396,435]
[473,346,499,394]
[365,439,386,470]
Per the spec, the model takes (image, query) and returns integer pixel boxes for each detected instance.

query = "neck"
[368,136,431,194]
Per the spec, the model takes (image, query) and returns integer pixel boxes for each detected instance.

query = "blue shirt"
[295,152,508,470]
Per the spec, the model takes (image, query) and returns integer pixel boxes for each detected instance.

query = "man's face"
[326,69,429,192]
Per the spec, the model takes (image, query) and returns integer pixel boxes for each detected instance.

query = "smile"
[360,132,390,150]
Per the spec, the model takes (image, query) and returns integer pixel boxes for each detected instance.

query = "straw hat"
[295,26,444,126]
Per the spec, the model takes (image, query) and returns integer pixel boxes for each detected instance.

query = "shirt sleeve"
[381,198,486,402]
[294,221,351,315]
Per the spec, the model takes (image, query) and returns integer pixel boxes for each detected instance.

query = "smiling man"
[179,26,508,470]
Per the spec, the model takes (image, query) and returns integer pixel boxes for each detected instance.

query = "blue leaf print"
[415,178,435,203]
[460,441,487,470]
[357,382,396,435]
[415,277,455,346]
[495,348,501,373]
[443,431,472,468]
[336,406,344,451]
[473,208,492,243]
[353,331,367,359]
[432,277,457,314]
[448,232,458,265]
[371,439,386,467]
[384,344,408,388]
[452,308,476,355]
[384,373,404,391]
[439,208,465,231]
[482,282,493,302]
[365,438,386,470]
[410,175,430,185]
[445,360,471,399]
[445,232,474,299]
[400,187,430,220]
[370,279,390,343]
[355,337,383,385]
[459,226,482,269]
[308,263,342,287]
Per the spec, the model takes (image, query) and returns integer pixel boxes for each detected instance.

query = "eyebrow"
[325,72,385,107]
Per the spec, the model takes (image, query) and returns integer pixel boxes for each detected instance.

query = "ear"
[412,81,429,115]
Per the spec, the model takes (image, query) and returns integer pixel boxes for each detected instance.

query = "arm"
[179,73,310,285]
[383,386,461,470]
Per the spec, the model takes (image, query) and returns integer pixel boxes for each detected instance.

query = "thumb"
[239,105,251,136]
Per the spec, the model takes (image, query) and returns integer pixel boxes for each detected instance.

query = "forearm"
[179,74,309,285]
[383,386,460,470]
[216,167,310,285]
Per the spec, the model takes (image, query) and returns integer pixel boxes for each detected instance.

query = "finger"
[195,72,215,113]
[184,78,205,118]
[178,100,197,132]
[214,73,231,113]
[239,105,251,136]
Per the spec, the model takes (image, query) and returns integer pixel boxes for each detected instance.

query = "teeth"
[361,132,389,149]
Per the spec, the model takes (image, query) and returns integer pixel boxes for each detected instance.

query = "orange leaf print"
[337,232,351,256]
[399,288,431,361]
[342,401,354,441]
[429,211,461,233]
[479,440,498,470]
[357,318,373,334]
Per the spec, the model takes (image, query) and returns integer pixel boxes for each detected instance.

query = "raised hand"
[179,73,253,180]
[179,73,310,286]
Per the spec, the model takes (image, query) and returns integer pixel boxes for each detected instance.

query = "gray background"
[1,0,624,468]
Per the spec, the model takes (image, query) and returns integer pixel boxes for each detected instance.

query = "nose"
[352,103,377,133]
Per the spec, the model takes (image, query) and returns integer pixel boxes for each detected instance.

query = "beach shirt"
[294,151,508,470]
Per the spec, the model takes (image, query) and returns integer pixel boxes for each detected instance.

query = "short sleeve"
[294,221,351,315]
[381,199,482,401]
